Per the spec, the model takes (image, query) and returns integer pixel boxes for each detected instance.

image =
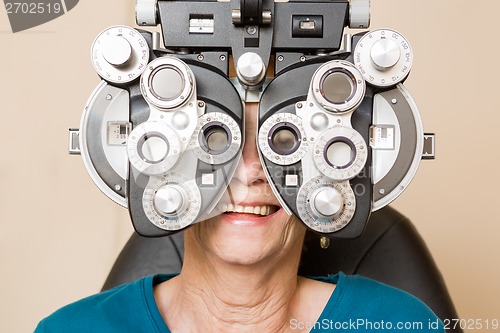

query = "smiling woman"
[34,103,445,333]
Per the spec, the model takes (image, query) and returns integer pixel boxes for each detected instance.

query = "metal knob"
[136,0,158,26]
[349,0,370,29]
[154,185,185,216]
[370,38,401,71]
[311,187,344,218]
[102,36,132,67]
[236,52,266,88]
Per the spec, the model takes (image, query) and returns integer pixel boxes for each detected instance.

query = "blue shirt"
[35,272,444,332]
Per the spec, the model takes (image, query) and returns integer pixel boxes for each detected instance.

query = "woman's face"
[190,103,306,266]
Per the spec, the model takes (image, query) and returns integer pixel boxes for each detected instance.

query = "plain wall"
[1,0,499,332]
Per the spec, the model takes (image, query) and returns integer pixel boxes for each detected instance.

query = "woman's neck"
[154,229,308,333]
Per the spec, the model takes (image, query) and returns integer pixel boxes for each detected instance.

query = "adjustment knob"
[236,52,266,88]
[349,0,370,29]
[136,0,158,26]
[311,187,344,218]
[354,29,413,87]
[91,26,150,84]
[102,36,132,66]
[370,38,400,71]
[154,185,186,216]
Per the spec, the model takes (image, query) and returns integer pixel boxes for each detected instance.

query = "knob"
[349,0,370,29]
[353,29,413,87]
[311,187,344,218]
[236,52,266,88]
[154,185,185,216]
[136,0,158,26]
[370,38,400,71]
[91,26,150,84]
[102,36,132,67]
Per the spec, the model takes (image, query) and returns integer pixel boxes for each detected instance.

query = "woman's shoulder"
[308,272,445,332]
[34,275,165,333]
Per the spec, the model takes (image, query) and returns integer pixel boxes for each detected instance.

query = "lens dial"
[312,60,365,114]
[258,113,308,166]
[91,25,150,84]
[354,29,413,87]
[141,56,194,110]
[313,126,368,181]
[190,112,242,165]
[297,176,356,233]
[142,173,201,231]
[127,121,181,175]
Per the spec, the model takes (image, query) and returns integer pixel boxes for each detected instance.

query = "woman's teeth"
[218,204,279,216]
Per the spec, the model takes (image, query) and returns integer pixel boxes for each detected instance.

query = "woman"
[35,103,444,332]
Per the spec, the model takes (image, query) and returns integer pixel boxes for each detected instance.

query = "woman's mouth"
[218,204,280,216]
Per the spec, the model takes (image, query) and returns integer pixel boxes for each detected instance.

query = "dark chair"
[103,206,461,333]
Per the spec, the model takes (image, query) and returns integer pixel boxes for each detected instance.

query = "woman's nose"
[233,104,267,186]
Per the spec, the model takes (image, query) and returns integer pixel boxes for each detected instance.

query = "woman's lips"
[217,203,283,225]
[218,203,279,216]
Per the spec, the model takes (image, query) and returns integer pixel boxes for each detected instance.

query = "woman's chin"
[203,208,297,266]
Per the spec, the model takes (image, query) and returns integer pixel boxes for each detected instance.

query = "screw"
[296,102,303,108]
[106,94,112,100]
[114,185,122,191]
[246,26,257,35]
[277,55,284,62]
[219,54,226,61]
[391,99,398,104]
[198,101,205,108]
[300,56,306,62]
[197,54,204,61]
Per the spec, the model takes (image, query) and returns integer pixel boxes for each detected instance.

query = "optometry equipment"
[69,0,435,239]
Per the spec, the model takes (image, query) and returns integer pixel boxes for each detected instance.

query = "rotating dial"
[190,112,242,165]
[313,126,368,181]
[154,184,186,216]
[258,113,308,166]
[143,173,202,231]
[127,121,181,175]
[91,25,149,84]
[310,187,344,219]
[297,176,356,233]
[354,29,413,87]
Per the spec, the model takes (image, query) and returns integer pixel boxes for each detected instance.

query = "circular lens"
[151,67,184,100]
[200,122,231,155]
[321,70,354,104]
[205,127,229,152]
[268,123,300,156]
[272,129,296,153]
[140,135,169,163]
[325,139,354,169]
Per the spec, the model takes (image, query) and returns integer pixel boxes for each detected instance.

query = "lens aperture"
[151,67,185,101]
[269,123,300,156]
[321,70,355,104]
[204,126,229,153]
[326,139,354,169]
[140,135,169,163]
[200,122,231,155]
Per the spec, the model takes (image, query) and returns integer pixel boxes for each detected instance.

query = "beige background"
[1,0,499,332]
